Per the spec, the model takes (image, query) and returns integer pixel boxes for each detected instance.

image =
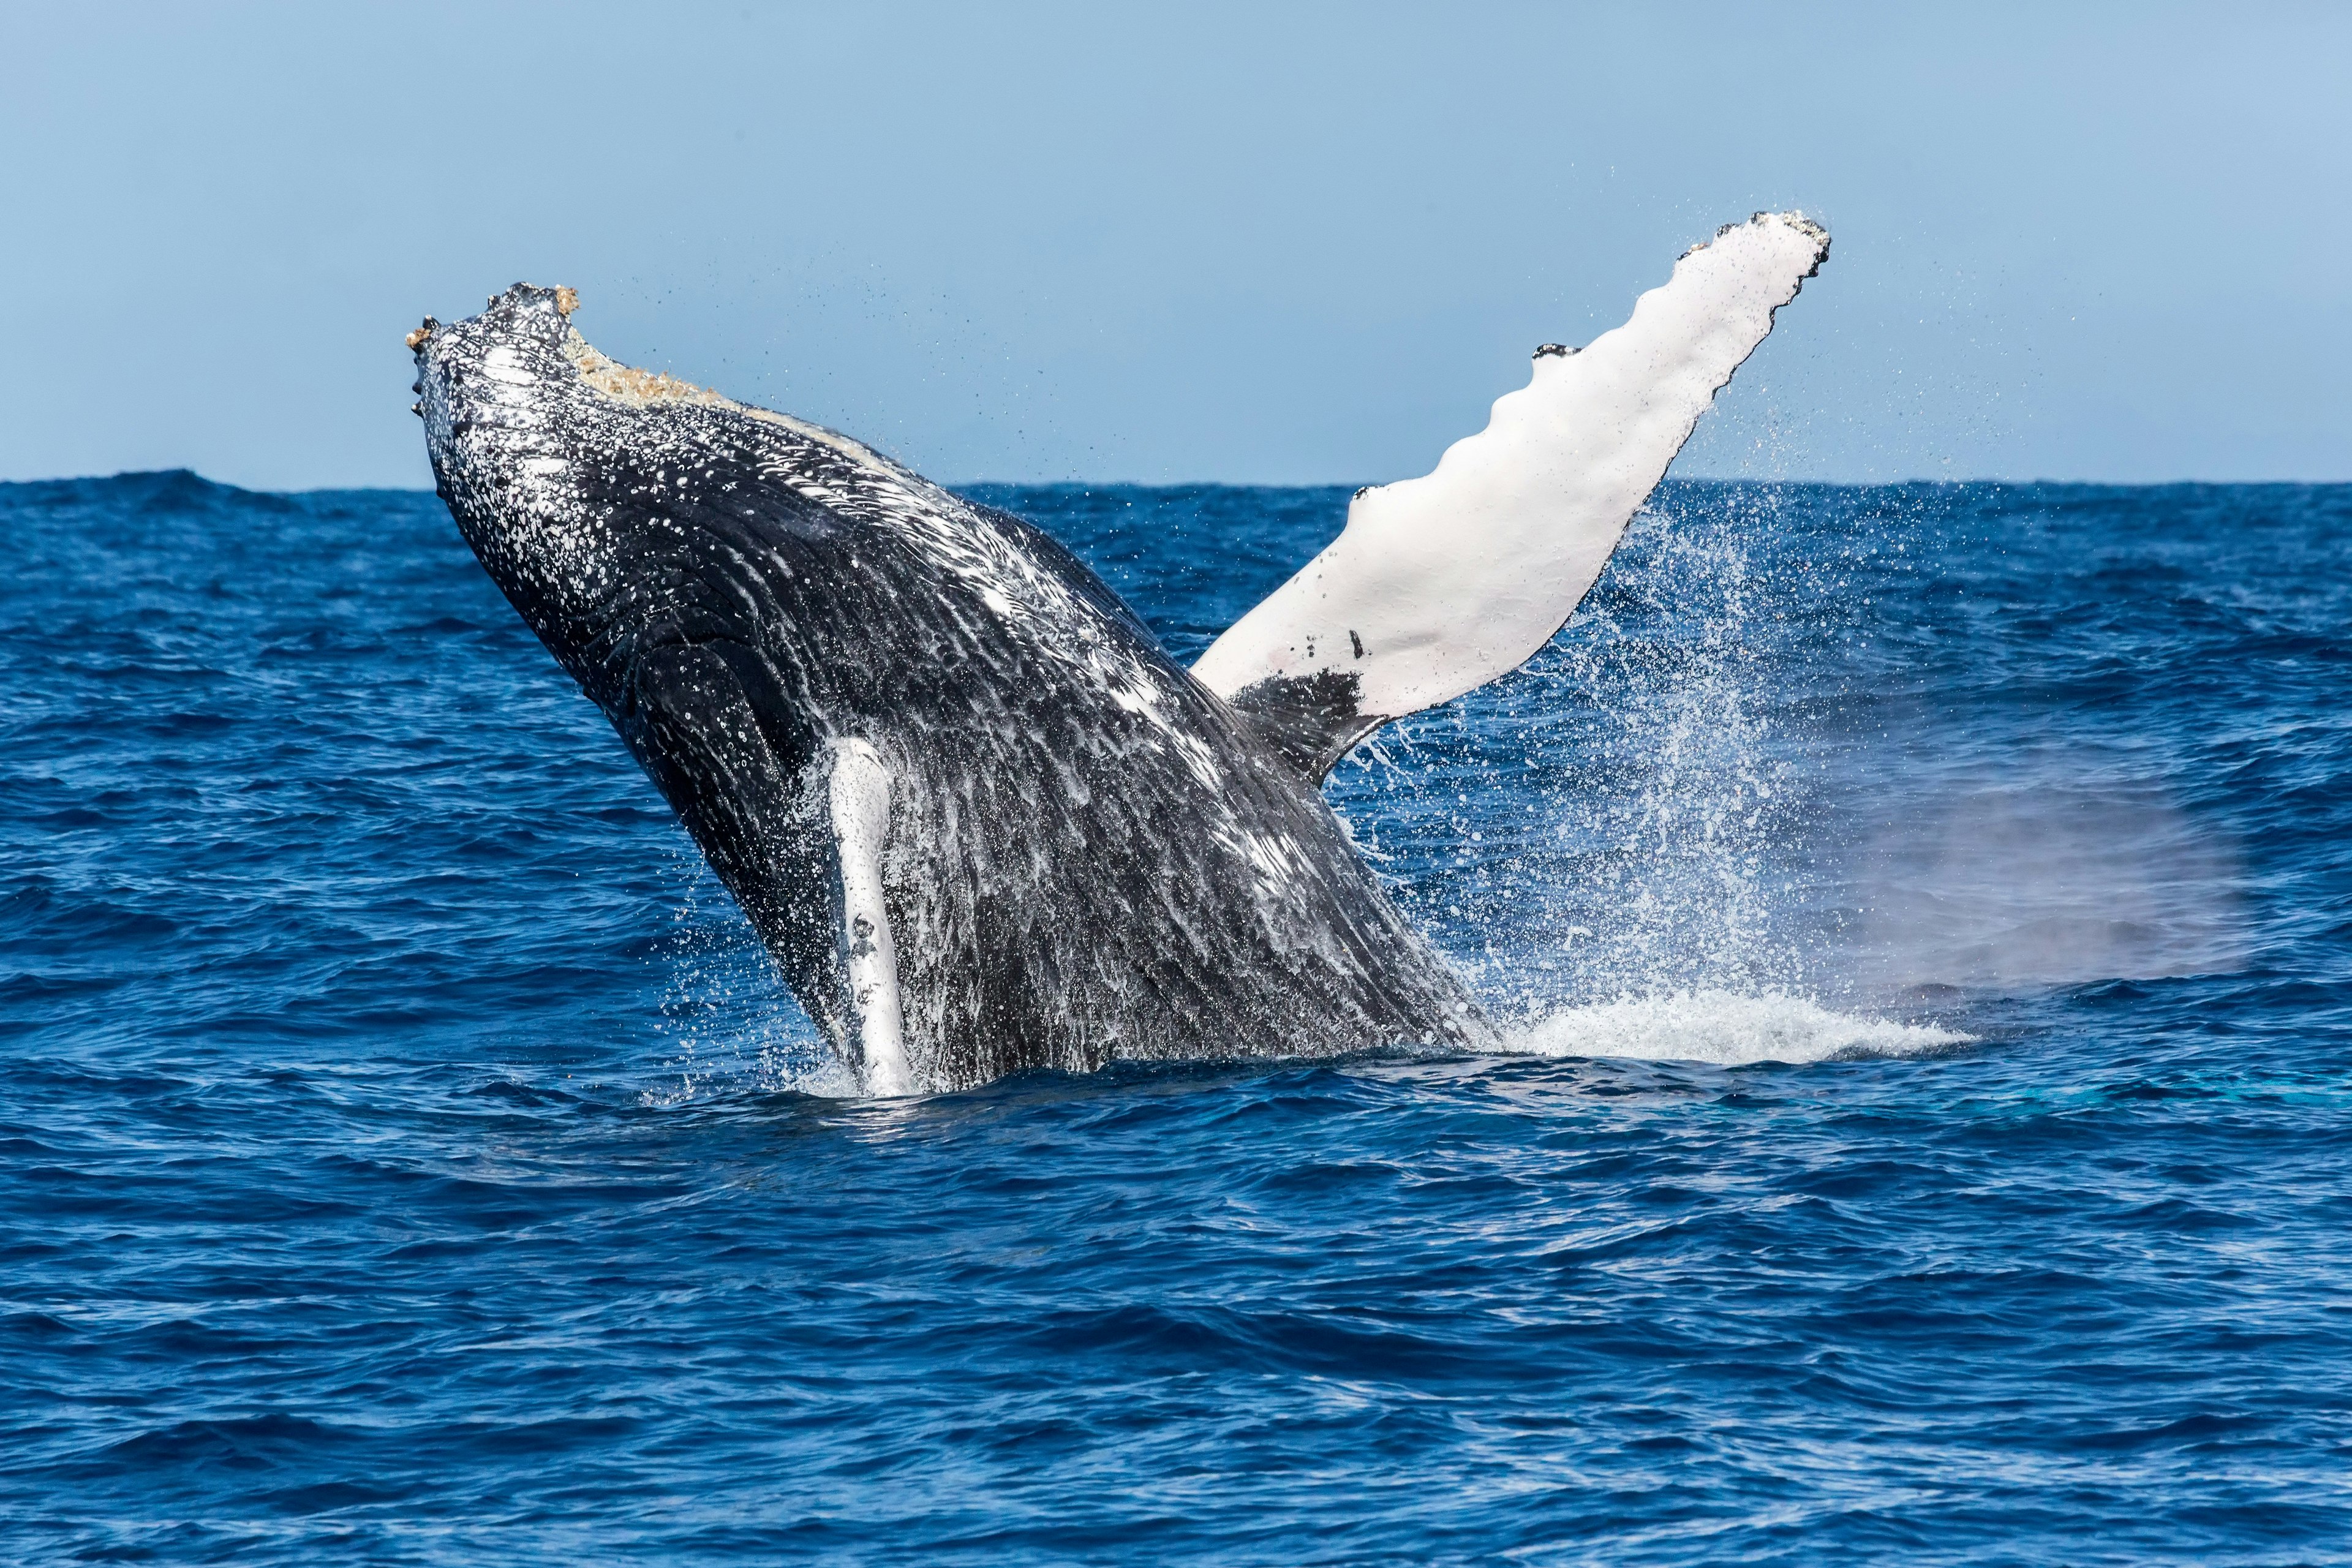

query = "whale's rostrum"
[410,212,1829,1093]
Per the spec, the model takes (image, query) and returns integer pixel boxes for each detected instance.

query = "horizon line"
[6,467,2352,497]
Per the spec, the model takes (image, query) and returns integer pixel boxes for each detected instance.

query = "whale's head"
[410,282,899,978]
[407,284,860,725]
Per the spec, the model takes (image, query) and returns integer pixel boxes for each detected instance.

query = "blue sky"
[4,2,2346,488]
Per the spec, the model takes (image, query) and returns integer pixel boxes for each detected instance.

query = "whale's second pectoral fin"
[622,644,891,1082]
[1192,211,1830,780]
[827,738,911,1096]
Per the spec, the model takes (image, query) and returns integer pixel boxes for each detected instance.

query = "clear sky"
[4,2,2346,489]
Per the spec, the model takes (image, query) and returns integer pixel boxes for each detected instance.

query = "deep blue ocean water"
[4,471,2350,1564]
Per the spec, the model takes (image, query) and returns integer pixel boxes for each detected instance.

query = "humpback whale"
[410,213,1828,1094]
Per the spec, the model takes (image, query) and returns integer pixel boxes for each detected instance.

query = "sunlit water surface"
[5,473,2349,1564]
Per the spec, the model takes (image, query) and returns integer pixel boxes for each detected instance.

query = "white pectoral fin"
[827,738,911,1096]
[1193,212,1829,772]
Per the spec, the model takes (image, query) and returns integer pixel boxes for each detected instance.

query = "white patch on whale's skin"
[829,738,910,1096]
[1191,211,1831,729]
[480,345,538,386]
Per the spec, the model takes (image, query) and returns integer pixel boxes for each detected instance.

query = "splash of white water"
[1502,988,1966,1066]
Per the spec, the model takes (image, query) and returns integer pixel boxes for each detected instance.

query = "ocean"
[4,472,2348,1563]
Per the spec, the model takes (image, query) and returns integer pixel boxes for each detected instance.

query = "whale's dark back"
[416,288,1480,1087]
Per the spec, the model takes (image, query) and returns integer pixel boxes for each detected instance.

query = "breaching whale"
[410,213,1828,1094]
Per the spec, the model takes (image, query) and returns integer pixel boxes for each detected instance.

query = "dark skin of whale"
[413,285,1488,1090]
